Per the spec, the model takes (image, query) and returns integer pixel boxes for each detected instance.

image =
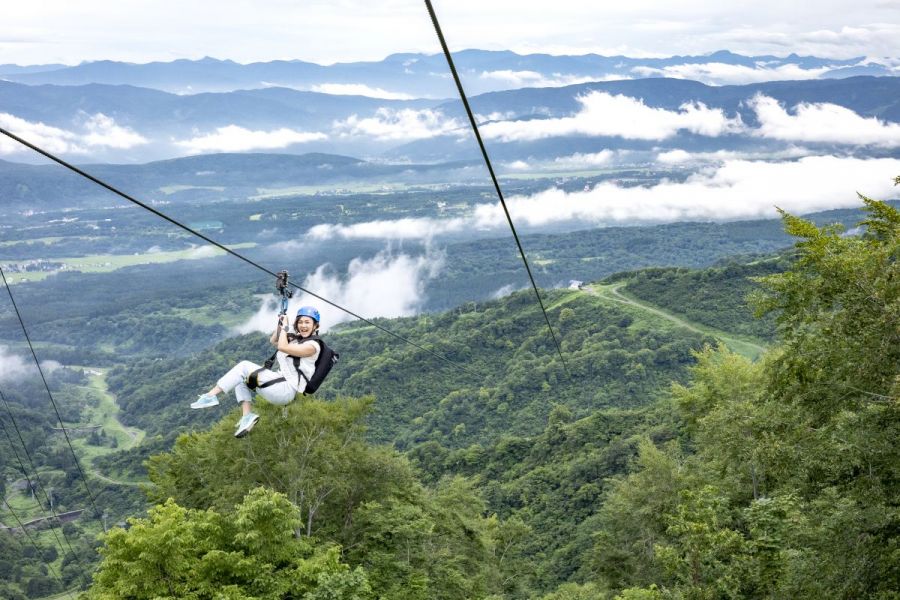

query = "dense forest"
[0,195,896,599]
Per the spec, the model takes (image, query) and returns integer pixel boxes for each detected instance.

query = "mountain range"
[1,50,894,96]
[2,75,899,164]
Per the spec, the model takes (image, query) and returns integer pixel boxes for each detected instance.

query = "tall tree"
[84,487,372,600]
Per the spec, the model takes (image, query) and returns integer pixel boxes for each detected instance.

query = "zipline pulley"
[275,270,293,316]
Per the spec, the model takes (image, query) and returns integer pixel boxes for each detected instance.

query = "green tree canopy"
[588,195,900,599]
[143,397,497,600]
[84,487,371,600]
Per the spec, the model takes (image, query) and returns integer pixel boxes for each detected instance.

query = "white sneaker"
[234,412,260,438]
[191,394,219,409]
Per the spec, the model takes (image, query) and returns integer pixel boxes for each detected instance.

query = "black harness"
[246,334,337,395]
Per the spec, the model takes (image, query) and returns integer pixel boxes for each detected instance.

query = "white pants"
[216,360,298,406]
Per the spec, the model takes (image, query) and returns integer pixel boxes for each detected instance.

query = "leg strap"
[246,367,285,391]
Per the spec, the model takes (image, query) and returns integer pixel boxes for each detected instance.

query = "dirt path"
[88,470,144,488]
[587,283,768,360]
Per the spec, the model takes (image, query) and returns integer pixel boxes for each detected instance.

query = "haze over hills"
[1,50,893,95]
[2,74,899,164]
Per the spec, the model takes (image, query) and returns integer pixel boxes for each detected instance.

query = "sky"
[3,0,900,66]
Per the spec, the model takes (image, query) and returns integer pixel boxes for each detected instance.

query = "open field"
[65,371,147,485]
[5,242,257,284]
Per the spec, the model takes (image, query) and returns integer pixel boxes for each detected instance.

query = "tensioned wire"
[0,391,83,567]
[1,496,76,600]
[0,265,105,528]
[0,126,479,378]
[423,0,570,376]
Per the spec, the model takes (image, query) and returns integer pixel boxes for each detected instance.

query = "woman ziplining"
[191,305,325,437]
[190,272,338,438]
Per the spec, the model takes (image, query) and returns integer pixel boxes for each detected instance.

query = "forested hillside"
[611,256,789,340]
[84,198,897,599]
[1,196,896,599]
[104,278,715,450]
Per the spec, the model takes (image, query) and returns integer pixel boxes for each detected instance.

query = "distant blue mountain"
[1,73,898,164]
[0,63,68,75]
[391,76,900,161]
[1,50,890,96]
[0,81,441,131]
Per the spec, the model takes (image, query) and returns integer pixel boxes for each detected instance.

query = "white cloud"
[0,113,82,155]
[553,150,616,167]
[631,62,832,85]
[40,360,62,373]
[504,160,531,171]
[490,283,526,298]
[472,156,900,226]
[749,95,900,147]
[715,23,900,60]
[175,125,327,153]
[301,156,899,240]
[0,346,30,382]
[80,112,148,148]
[0,112,146,155]
[501,151,618,173]
[480,91,744,142]
[333,108,462,141]
[4,1,900,69]
[656,146,813,164]
[656,149,694,164]
[187,245,221,258]
[478,69,603,88]
[234,248,444,332]
[475,110,516,122]
[310,83,415,100]
[306,216,468,241]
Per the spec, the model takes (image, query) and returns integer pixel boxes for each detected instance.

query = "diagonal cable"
[0,393,81,563]
[1,496,75,599]
[0,265,104,523]
[423,0,570,376]
[0,126,479,377]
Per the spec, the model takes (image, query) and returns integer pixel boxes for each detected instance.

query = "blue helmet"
[296,305,320,324]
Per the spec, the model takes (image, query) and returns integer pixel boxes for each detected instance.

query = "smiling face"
[295,315,317,337]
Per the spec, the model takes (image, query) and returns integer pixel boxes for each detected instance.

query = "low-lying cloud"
[0,345,61,382]
[333,108,462,141]
[80,112,148,148]
[310,83,415,100]
[305,156,899,241]
[749,95,900,147]
[553,150,617,168]
[478,70,606,89]
[0,112,147,155]
[0,345,30,382]
[501,150,618,173]
[307,217,469,241]
[476,92,900,149]
[632,62,832,85]
[656,146,813,164]
[175,125,327,153]
[480,91,743,142]
[234,248,445,333]
[475,156,900,226]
